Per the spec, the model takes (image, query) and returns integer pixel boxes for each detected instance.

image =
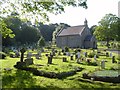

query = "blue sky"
[48,0,119,27]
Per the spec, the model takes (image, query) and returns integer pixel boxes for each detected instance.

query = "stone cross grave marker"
[20,48,26,62]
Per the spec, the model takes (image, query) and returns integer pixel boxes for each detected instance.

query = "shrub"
[89,62,98,66]
[46,46,51,49]
[88,52,99,58]
[88,52,94,58]
[0,52,7,59]
[64,46,69,52]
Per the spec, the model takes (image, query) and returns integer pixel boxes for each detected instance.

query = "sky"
[48,0,120,27]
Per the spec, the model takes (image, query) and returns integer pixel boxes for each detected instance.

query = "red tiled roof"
[58,25,85,36]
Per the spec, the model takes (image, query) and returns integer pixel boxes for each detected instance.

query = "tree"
[0,18,15,38]
[37,36,45,48]
[52,23,70,44]
[93,13,119,47]
[89,25,97,34]
[2,15,41,46]
[0,0,87,23]
[37,23,57,41]
[0,0,87,42]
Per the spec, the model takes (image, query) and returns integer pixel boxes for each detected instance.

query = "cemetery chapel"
[56,19,97,49]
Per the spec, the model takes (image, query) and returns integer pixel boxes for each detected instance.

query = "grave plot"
[13,47,84,79]
[83,70,120,83]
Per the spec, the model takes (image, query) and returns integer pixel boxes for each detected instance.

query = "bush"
[88,52,99,58]
[64,46,69,52]
[88,62,97,66]
[0,52,7,59]
[88,52,94,58]
[46,46,51,49]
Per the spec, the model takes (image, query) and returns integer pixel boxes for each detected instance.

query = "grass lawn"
[0,46,120,89]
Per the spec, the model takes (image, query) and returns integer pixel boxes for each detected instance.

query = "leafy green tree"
[37,36,45,48]
[90,25,97,34]
[0,0,87,23]
[37,23,57,41]
[0,0,87,42]
[94,13,119,47]
[19,25,40,44]
[52,23,70,44]
[0,18,15,38]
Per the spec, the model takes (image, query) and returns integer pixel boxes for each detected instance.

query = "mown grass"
[0,46,120,89]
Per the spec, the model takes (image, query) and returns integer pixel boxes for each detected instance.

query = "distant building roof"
[84,35,93,41]
[57,25,86,36]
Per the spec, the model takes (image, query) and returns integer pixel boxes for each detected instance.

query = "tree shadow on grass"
[2,69,42,88]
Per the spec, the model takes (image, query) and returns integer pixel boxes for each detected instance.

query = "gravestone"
[41,48,44,52]
[24,58,33,65]
[63,57,67,62]
[48,56,52,64]
[84,52,88,57]
[70,55,73,60]
[112,56,116,63]
[15,50,20,58]
[27,52,32,59]
[94,55,97,62]
[50,53,53,58]
[110,52,113,57]
[37,51,41,57]
[66,52,70,56]
[101,60,105,69]
[52,51,55,56]
[58,51,61,55]
[36,54,40,59]
[77,52,80,58]
[20,48,26,62]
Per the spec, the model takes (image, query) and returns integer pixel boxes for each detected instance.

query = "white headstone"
[94,55,97,62]
[77,52,80,58]
[66,52,69,56]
